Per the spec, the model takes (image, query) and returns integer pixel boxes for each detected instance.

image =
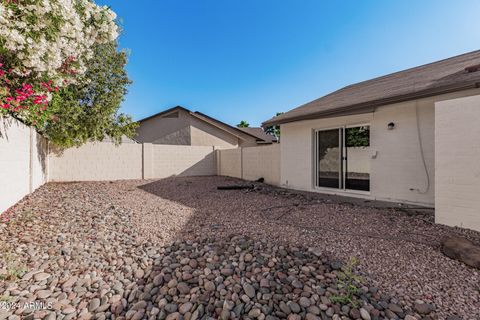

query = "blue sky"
[100,0,480,127]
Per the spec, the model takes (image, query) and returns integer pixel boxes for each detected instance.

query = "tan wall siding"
[0,117,48,213]
[152,145,216,178]
[280,88,480,206]
[435,94,480,231]
[217,145,280,185]
[242,144,280,185]
[189,117,239,147]
[136,109,191,145]
[136,109,259,147]
[48,142,143,181]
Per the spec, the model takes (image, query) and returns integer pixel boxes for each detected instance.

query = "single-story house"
[238,127,278,144]
[136,106,275,148]
[263,50,480,231]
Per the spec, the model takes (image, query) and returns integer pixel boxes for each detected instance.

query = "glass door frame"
[313,123,371,195]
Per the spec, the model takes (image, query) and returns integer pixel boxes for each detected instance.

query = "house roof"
[138,106,264,142]
[237,127,278,143]
[138,106,191,122]
[263,50,480,126]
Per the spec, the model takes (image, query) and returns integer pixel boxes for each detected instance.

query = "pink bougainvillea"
[0,62,57,126]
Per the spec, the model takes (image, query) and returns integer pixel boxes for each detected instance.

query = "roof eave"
[138,106,190,123]
[191,112,264,142]
[262,82,480,127]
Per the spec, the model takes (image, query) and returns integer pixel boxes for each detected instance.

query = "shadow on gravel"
[1,177,477,319]
[136,176,453,249]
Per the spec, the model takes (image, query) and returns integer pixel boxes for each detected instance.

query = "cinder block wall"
[435,95,480,232]
[48,141,143,181]
[0,116,48,213]
[217,144,281,186]
[242,144,280,185]
[217,148,242,179]
[48,143,218,182]
[151,145,216,178]
[1,116,219,213]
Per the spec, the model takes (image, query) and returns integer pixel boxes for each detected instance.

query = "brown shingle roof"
[237,127,278,143]
[263,50,480,126]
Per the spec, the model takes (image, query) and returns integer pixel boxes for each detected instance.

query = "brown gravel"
[2,176,480,319]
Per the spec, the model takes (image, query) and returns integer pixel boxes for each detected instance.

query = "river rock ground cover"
[0,176,479,320]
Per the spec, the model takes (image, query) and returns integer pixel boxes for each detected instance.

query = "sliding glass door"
[316,129,342,188]
[315,125,370,192]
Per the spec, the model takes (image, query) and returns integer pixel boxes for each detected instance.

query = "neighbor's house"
[237,127,278,144]
[263,50,480,231]
[136,106,273,148]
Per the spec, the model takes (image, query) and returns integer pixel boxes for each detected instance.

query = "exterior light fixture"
[387,122,395,130]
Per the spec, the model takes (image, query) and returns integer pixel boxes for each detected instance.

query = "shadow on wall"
[35,133,48,180]
[0,116,14,139]
[175,152,216,177]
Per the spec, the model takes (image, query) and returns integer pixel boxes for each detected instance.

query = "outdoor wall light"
[387,122,395,130]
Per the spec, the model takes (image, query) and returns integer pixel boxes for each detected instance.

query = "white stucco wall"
[0,117,48,213]
[280,88,480,206]
[435,94,480,232]
[370,99,435,205]
[281,113,372,193]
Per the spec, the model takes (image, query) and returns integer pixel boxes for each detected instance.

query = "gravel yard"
[1,176,479,320]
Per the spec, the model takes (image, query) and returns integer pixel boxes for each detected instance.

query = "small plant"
[1,209,38,228]
[0,252,27,282]
[330,257,363,307]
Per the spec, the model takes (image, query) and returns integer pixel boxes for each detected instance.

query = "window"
[315,125,370,192]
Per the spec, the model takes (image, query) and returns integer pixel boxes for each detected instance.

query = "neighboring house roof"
[138,106,265,142]
[101,135,138,144]
[263,50,480,126]
[238,127,278,143]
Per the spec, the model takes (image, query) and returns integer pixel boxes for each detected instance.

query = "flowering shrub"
[0,63,57,126]
[0,0,119,128]
[0,0,118,84]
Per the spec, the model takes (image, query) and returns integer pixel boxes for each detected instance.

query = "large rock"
[441,236,480,269]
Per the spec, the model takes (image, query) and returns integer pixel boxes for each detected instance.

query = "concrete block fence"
[1,116,280,213]
[1,117,48,213]
[216,144,281,186]
[47,142,218,182]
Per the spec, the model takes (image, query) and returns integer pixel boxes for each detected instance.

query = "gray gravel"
[0,176,479,320]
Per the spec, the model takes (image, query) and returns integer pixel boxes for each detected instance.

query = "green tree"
[237,120,250,128]
[265,112,283,139]
[345,126,370,147]
[45,41,137,148]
